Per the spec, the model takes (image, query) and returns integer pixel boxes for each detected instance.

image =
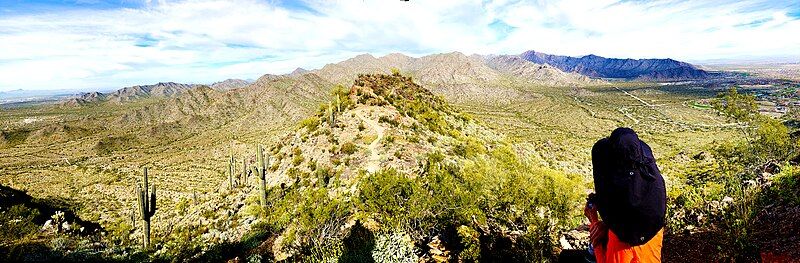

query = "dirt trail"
[354,107,385,173]
[614,86,654,107]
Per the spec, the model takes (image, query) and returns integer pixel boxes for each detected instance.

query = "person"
[585,127,667,263]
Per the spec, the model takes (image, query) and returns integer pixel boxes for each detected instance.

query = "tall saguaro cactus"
[257,145,268,210]
[136,167,156,249]
[241,157,247,187]
[335,95,341,112]
[228,156,235,189]
[328,101,336,129]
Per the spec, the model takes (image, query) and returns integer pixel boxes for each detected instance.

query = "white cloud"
[0,0,798,91]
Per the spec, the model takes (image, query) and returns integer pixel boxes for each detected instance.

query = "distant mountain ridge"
[311,52,602,103]
[519,50,709,80]
[210,79,251,91]
[62,79,249,106]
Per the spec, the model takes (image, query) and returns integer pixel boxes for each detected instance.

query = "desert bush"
[0,204,41,240]
[662,87,800,261]
[292,148,304,166]
[357,169,422,229]
[371,232,419,263]
[452,136,485,159]
[94,135,137,155]
[457,225,480,262]
[314,166,334,187]
[382,135,395,145]
[378,116,399,127]
[355,145,582,260]
[340,142,357,155]
[300,116,321,132]
[106,218,133,246]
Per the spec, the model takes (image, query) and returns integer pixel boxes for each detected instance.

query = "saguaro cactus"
[241,157,247,187]
[257,145,268,210]
[228,156,235,189]
[136,167,156,249]
[328,101,336,129]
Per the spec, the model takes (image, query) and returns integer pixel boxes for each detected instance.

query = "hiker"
[586,127,667,263]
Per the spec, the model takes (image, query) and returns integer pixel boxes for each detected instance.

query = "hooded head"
[609,127,646,167]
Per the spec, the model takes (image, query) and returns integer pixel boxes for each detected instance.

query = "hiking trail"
[354,107,385,173]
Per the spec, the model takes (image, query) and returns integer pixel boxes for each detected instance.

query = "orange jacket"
[591,221,663,263]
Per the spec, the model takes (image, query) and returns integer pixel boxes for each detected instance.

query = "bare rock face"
[520,50,710,80]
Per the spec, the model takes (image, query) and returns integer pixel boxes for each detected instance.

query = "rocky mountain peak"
[519,50,710,80]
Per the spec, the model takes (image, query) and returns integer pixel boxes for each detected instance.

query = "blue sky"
[0,0,799,91]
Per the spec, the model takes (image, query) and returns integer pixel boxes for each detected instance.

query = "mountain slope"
[210,79,251,91]
[117,73,332,131]
[197,73,584,261]
[520,50,709,80]
[106,82,196,103]
[482,55,601,86]
[312,52,600,103]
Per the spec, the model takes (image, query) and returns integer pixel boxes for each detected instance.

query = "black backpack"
[592,128,666,246]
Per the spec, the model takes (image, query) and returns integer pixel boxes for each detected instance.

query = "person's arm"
[585,204,608,262]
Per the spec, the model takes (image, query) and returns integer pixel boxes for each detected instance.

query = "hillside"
[482,55,600,86]
[313,52,601,103]
[210,79,251,91]
[0,73,588,262]
[520,50,710,80]
[187,73,585,261]
[1,53,797,262]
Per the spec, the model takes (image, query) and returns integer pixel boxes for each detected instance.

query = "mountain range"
[62,80,251,106]
[52,50,716,127]
[56,50,713,108]
[520,50,710,80]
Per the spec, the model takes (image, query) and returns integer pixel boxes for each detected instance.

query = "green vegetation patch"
[94,135,138,155]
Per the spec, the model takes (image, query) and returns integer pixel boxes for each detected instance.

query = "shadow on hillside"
[0,184,103,235]
[338,221,375,263]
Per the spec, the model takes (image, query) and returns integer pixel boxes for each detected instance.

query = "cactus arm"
[149,185,156,216]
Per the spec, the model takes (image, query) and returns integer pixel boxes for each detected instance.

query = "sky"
[0,0,799,91]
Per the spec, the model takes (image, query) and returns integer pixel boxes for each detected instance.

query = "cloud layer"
[0,0,798,91]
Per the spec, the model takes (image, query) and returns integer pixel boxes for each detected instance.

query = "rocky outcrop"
[520,50,709,80]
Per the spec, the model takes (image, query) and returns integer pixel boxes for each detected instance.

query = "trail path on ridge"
[354,107,385,173]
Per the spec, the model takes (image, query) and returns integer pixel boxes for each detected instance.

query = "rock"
[427,236,450,262]
[562,229,590,250]
[560,235,574,250]
[42,219,53,231]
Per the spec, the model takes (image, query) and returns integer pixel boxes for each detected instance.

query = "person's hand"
[589,220,608,249]
[584,203,599,223]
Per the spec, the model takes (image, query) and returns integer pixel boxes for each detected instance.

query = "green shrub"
[314,166,334,187]
[378,116,399,127]
[94,135,137,155]
[382,135,395,145]
[300,116,321,132]
[371,232,418,263]
[457,225,480,262]
[452,136,486,158]
[341,142,358,155]
[292,147,304,166]
[357,169,422,229]
[0,205,40,240]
